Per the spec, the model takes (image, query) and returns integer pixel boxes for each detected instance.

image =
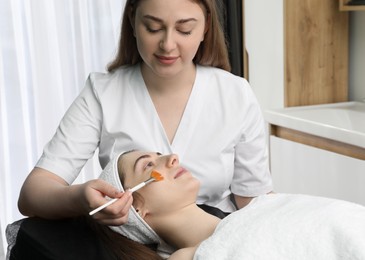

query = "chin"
[155,68,181,79]
[151,61,185,76]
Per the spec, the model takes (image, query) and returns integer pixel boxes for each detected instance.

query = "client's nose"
[166,154,179,168]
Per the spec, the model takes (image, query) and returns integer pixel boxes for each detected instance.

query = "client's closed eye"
[144,161,155,170]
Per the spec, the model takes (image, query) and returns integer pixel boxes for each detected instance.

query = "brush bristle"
[151,170,164,181]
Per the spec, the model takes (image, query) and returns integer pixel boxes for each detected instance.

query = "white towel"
[194,193,365,260]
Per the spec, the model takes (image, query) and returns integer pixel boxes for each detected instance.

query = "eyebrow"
[133,152,162,172]
[143,15,198,25]
[133,154,151,172]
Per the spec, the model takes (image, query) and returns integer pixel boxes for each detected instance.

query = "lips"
[174,168,187,179]
[155,55,178,65]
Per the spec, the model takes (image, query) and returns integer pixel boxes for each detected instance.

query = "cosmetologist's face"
[133,0,206,78]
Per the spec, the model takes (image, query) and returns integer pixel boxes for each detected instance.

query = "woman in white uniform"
[18,0,272,227]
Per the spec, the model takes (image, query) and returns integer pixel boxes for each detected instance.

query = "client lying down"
[97,151,365,259]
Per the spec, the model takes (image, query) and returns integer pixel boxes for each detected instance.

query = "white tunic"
[36,64,273,212]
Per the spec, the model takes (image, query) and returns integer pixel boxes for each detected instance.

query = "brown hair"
[107,0,231,72]
[86,217,163,260]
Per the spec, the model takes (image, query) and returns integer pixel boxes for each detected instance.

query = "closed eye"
[146,27,191,35]
[144,161,155,170]
[146,27,161,33]
[133,152,163,173]
[179,30,192,35]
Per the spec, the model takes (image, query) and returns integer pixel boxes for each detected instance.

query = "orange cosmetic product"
[150,170,164,181]
[89,170,164,215]
[129,170,163,192]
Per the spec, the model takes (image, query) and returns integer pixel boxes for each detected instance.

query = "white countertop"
[264,101,365,149]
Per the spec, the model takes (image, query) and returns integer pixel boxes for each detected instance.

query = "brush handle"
[129,182,146,192]
[89,198,118,215]
[129,177,154,192]
[88,178,155,215]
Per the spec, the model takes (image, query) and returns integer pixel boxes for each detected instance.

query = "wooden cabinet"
[339,0,365,11]
[243,0,349,110]
[285,0,349,106]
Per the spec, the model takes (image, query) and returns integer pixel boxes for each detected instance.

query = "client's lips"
[174,168,187,179]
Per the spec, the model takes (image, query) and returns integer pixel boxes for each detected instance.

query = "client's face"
[119,151,200,215]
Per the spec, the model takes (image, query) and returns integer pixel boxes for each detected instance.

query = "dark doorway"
[216,0,243,77]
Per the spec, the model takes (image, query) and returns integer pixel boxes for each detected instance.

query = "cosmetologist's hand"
[83,179,133,226]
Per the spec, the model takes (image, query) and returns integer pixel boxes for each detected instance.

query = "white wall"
[244,0,284,111]
[349,12,365,102]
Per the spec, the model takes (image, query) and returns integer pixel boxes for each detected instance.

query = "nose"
[166,154,179,168]
[159,31,176,52]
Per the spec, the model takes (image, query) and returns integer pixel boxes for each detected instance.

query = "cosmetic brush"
[89,171,163,215]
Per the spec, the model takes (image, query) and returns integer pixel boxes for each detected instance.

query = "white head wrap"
[98,152,161,245]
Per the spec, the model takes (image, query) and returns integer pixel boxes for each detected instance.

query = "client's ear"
[135,207,149,219]
[133,199,149,219]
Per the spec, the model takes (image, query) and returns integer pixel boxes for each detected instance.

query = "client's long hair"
[85,204,228,259]
[86,217,163,260]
